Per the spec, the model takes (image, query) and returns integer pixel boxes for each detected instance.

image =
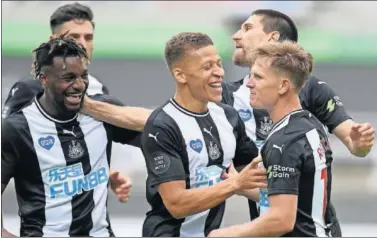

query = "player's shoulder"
[270,110,321,143]
[146,100,176,128]
[89,94,124,106]
[8,77,42,95]
[2,111,29,134]
[302,74,326,92]
[210,101,239,116]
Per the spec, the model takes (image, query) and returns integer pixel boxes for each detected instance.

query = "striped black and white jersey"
[1,93,140,237]
[261,109,333,237]
[141,98,259,237]
[2,74,109,119]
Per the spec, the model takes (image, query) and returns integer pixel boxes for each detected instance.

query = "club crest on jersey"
[208,141,221,160]
[190,139,203,153]
[238,109,252,122]
[38,136,55,150]
[259,117,273,135]
[68,140,85,159]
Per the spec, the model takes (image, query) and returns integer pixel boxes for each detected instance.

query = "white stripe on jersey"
[23,103,72,236]
[77,114,110,237]
[162,102,236,237]
[305,129,328,237]
[208,103,236,168]
[232,76,257,141]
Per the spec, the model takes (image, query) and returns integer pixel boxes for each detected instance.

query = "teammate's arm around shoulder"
[142,117,265,219]
[1,120,19,237]
[81,94,152,132]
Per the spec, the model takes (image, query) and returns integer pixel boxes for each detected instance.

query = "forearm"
[83,101,151,131]
[237,188,259,201]
[210,210,287,237]
[171,179,238,218]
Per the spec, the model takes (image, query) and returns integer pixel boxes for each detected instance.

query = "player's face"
[42,56,89,113]
[53,20,94,61]
[232,15,273,67]
[246,57,281,110]
[181,45,224,103]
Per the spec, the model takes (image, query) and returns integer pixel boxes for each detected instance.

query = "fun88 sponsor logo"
[193,165,224,188]
[48,163,108,198]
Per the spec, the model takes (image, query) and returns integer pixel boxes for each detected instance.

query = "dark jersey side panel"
[300,76,352,133]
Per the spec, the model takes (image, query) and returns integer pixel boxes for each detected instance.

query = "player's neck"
[269,94,302,123]
[174,91,208,114]
[38,94,77,121]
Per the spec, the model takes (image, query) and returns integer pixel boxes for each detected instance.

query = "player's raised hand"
[109,171,132,203]
[350,122,375,156]
[234,156,267,191]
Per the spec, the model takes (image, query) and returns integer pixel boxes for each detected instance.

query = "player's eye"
[81,74,89,80]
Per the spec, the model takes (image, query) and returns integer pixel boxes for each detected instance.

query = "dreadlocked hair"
[32,33,88,78]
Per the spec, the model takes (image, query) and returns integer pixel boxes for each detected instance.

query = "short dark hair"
[32,33,88,78]
[50,3,95,33]
[252,9,298,42]
[164,32,214,70]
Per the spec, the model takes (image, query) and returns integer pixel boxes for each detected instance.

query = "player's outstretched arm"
[333,120,375,157]
[81,95,152,132]
[158,159,266,219]
[208,194,297,237]
[304,77,374,157]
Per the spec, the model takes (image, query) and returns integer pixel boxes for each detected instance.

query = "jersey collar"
[34,93,78,124]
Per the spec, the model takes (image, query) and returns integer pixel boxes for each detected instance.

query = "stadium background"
[2,1,377,236]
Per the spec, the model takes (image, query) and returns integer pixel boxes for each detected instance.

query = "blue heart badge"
[238,109,252,122]
[190,139,203,153]
[38,136,55,150]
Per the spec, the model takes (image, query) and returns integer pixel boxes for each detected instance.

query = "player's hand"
[109,171,132,203]
[350,122,375,156]
[80,95,94,114]
[221,163,238,180]
[1,228,17,237]
[233,156,267,191]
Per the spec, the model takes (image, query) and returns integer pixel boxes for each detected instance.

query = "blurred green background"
[2,1,377,64]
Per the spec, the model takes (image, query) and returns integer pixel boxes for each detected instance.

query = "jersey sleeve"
[264,138,304,196]
[1,119,19,185]
[301,77,351,133]
[141,118,187,187]
[2,80,41,119]
[233,113,259,167]
[90,94,142,147]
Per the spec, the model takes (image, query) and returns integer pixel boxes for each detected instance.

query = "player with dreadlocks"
[2,36,142,237]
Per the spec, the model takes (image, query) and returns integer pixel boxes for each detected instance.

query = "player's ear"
[49,34,55,40]
[173,68,187,84]
[39,73,48,88]
[268,31,280,42]
[278,78,290,95]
